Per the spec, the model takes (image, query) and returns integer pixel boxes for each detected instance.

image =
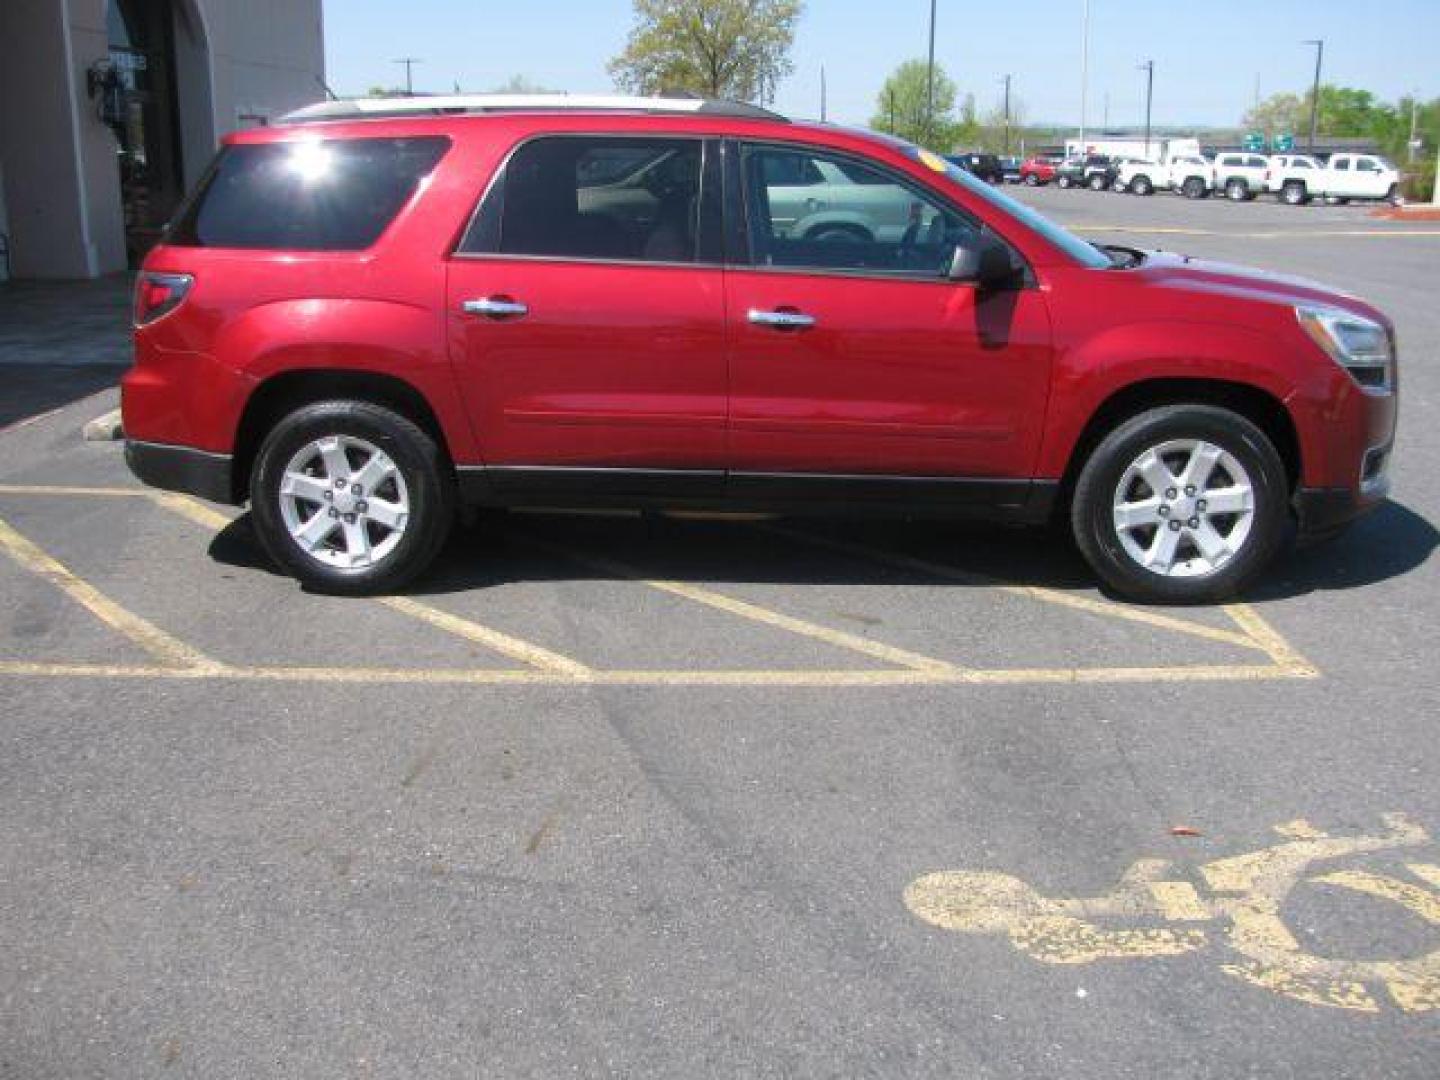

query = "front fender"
[1035,318,1327,481]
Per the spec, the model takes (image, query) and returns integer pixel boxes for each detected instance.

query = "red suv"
[1019,154,1061,186]
[123,95,1397,603]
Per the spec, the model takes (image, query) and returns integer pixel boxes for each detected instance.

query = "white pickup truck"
[1267,153,1404,206]
[1113,155,1214,198]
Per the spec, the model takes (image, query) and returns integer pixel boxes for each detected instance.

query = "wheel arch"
[231,369,455,503]
[1053,377,1302,520]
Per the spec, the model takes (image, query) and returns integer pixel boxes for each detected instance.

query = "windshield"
[898,143,1112,269]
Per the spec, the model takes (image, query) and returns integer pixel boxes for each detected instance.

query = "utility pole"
[1001,74,1012,154]
[393,57,422,95]
[1139,60,1154,158]
[820,65,827,122]
[925,0,937,143]
[1408,95,1419,164]
[1079,0,1091,153]
[1303,39,1324,153]
[888,87,896,135]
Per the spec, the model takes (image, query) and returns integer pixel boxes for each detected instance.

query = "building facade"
[0,0,325,281]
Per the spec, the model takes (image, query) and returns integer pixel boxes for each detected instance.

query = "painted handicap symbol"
[905,814,1440,1013]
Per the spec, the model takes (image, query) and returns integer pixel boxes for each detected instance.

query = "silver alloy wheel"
[1111,438,1255,578]
[278,434,410,570]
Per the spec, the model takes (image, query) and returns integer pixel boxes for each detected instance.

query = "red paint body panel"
[121,109,1398,523]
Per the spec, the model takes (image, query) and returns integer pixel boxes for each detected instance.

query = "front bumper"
[1293,477,1389,546]
[125,440,237,505]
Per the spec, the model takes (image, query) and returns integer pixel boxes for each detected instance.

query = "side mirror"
[948,234,1022,289]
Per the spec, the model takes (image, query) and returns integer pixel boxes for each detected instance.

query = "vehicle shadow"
[205,498,1437,604]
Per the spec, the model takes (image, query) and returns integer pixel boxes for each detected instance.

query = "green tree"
[1242,91,1305,140]
[490,74,551,95]
[608,0,803,103]
[870,59,969,150]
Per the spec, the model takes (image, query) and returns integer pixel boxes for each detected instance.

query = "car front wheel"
[1282,181,1309,205]
[1088,173,1108,191]
[1181,177,1206,199]
[1225,178,1250,201]
[1071,405,1289,603]
[250,400,455,595]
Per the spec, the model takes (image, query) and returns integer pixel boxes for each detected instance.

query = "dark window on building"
[168,137,449,250]
[461,136,704,263]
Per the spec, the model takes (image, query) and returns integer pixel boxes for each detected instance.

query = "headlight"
[1295,305,1394,392]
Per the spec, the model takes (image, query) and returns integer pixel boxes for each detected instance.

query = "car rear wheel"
[250,400,455,595]
[1057,175,1072,189]
[1387,184,1404,207]
[1088,173,1108,191]
[1225,178,1250,201]
[1132,175,1153,196]
[1282,180,1309,206]
[1071,405,1289,603]
[1181,177,1206,199]
[1024,173,1039,186]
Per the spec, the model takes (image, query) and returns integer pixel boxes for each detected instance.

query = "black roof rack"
[279,94,787,125]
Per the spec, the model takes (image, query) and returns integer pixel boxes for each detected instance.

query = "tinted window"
[741,144,986,278]
[1333,158,1351,171]
[463,136,703,263]
[169,137,448,250]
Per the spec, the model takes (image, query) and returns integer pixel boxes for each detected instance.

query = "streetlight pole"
[925,0,937,143]
[820,65,827,122]
[1139,60,1154,158]
[1001,74,1012,155]
[393,57,422,95]
[1303,39,1324,153]
[1078,0,1091,155]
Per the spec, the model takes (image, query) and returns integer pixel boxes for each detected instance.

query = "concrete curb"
[82,408,123,442]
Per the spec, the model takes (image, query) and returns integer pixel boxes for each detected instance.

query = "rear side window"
[460,135,704,263]
[169,137,449,250]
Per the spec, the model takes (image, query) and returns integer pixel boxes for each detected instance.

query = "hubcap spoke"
[1135,451,1177,497]
[364,497,407,531]
[296,508,340,551]
[1145,521,1183,571]
[1114,497,1164,530]
[318,438,351,482]
[1180,442,1224,491]
[351,451,396,493]
[341,519,372,563]
[1191,520,1231,564]
[281,471,332,503]
[1200,485,1252,516]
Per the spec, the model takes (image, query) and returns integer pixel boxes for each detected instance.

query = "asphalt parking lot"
[1,190,1438,1077]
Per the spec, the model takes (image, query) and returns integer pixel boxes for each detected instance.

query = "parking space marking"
[761,524,1281,657]
[907,814,1440,1013]
[521,534,961,674]
[377,595,594,678]
[0,514,222,672]
[0,484,1318,687]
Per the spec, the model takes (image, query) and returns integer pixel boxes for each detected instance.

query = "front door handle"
[747,308,816,331]
[462,296,529,319]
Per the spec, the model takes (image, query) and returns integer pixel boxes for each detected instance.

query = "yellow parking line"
[524,535,960,675]
[377,596,593,678]
[0,660,1310,686]
[762,525,1268,655]
[0,484,147,498]
[1221,603,1317,675]
[0,515,222,672]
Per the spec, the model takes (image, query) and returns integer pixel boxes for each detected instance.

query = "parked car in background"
[946,152,1004,184]
[122,93,1399,604]
[1055,154,1116,191]
[1019,154,1061,185]
[1213,152,1270,201]
[1167,155,1216,199]
[999,156,1022,183]
[1268,153,1403,206]
[1116,156,1215,198]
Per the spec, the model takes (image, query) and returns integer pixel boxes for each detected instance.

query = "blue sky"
[321,1,1437,129]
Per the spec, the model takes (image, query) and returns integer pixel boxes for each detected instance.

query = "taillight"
[133,271,193,326]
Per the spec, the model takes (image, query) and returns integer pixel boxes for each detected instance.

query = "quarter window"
[740,144,984,278]
[461,136,703,263]
[1333,157,1352,171]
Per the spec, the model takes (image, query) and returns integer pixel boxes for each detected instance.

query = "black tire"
[1387,184,1404,207]
[1057,175,1073,189]
[250,400,455,595]
[1088,172,1108,191]
[1282,180,1309,206]
[1181,176,1206,199]
[1070,405,1290,604]
[1225,178,1250,202]
[1024,173,1039,186]
[1132,175,1154,196]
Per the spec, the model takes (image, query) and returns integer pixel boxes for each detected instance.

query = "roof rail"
[278,94,787,125]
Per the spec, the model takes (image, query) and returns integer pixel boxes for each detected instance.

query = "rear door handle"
[462,296,529,319]
[747,308,816,331]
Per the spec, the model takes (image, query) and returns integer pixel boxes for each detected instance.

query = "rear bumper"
[125,439,237,505]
